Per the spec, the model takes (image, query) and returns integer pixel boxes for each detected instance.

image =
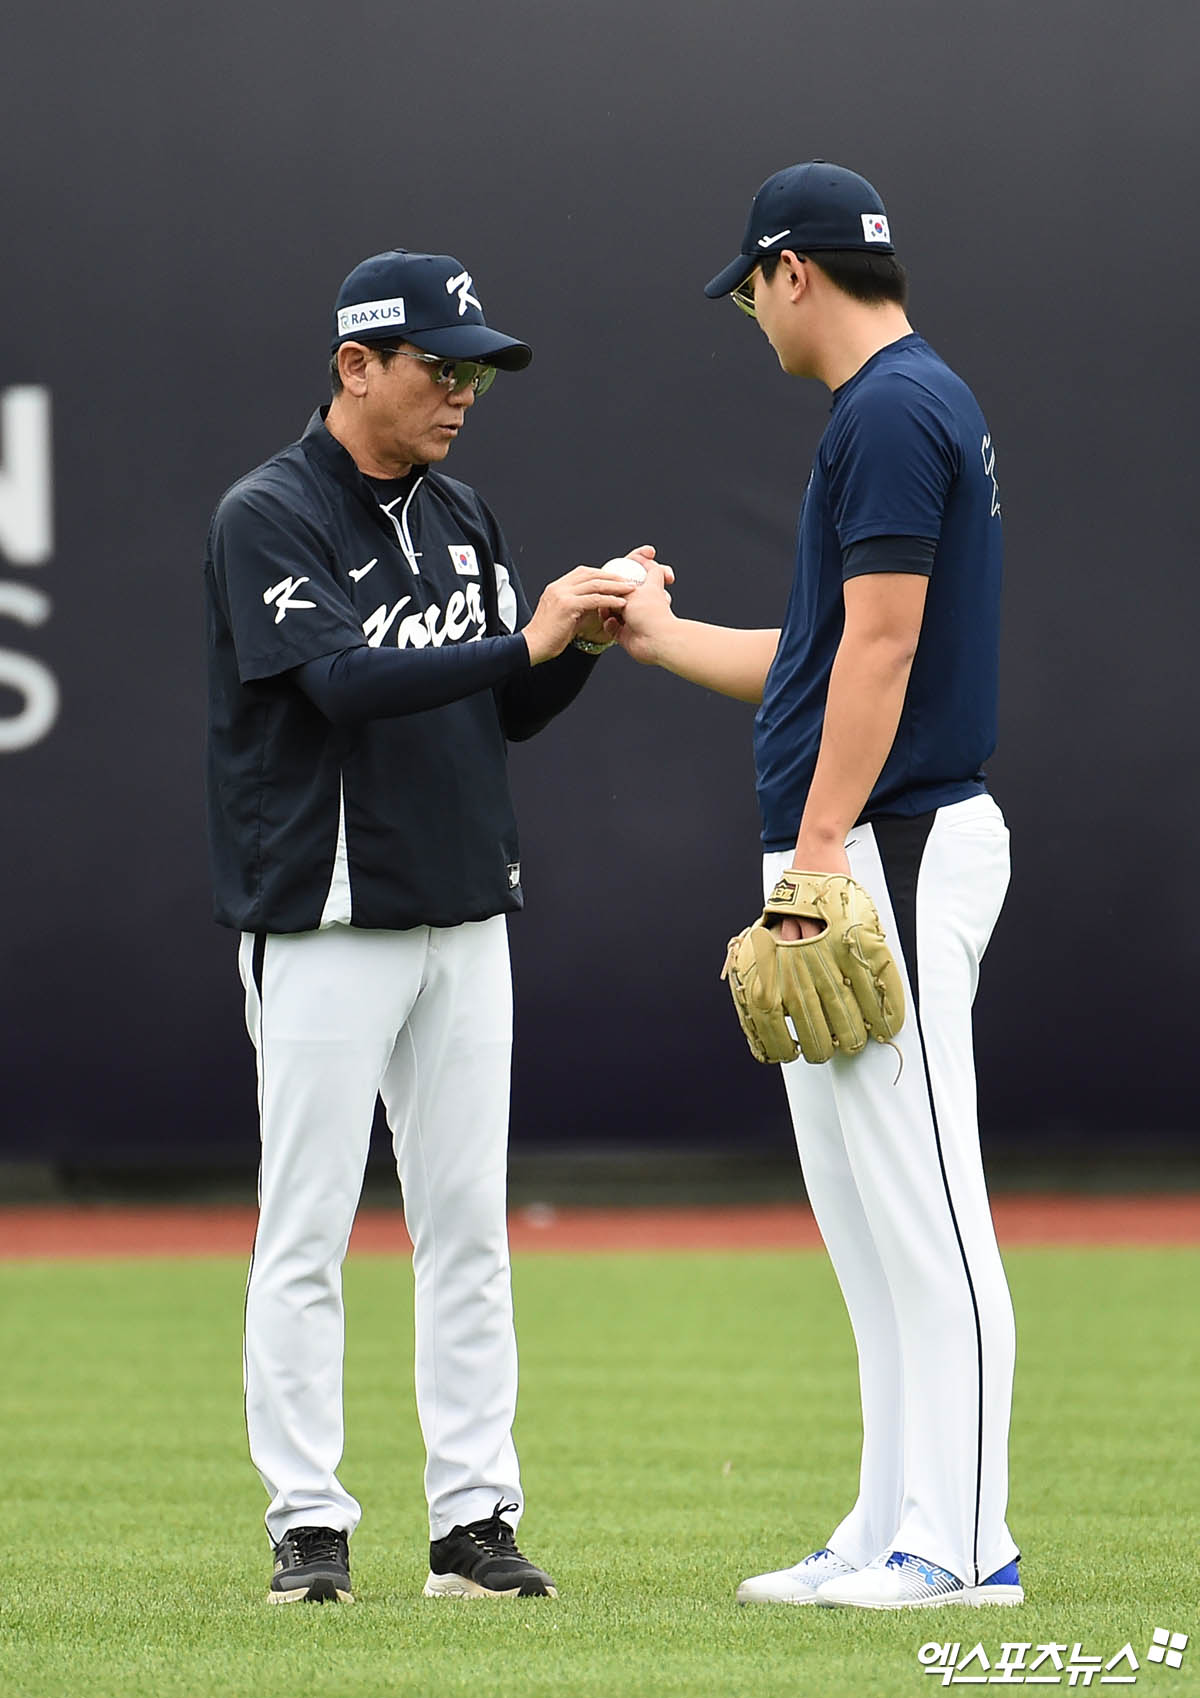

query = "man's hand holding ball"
[599,546,675,661]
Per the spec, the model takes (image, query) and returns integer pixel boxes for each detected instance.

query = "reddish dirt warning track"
[0,1195,1196,1260]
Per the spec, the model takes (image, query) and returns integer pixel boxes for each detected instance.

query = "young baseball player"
[204,249,641,1603]
[613,163,1021,1609]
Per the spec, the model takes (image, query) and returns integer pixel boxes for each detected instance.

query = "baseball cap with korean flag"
[704,161,894,298]
[332,250,532,368]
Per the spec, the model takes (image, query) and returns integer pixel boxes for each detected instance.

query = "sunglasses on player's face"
[378,347,497,396]
[732,255,808,319]
[731,265,762,318]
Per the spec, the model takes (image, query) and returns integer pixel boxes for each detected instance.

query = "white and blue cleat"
[736,1547,857,1604]
[816,1549,1024,1609]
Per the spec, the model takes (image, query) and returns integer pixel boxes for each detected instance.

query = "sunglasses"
[380,347,497,396]
[730,255,806,318]
[731,264,761,318]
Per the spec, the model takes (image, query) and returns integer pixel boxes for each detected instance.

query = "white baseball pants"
[766,792,1018,1585]
[238,917,522,1544]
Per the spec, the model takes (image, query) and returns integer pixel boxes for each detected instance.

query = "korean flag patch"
[449,544,479,576]
[861,213,891,244]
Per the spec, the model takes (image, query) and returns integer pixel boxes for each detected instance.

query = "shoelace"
[280,1526,346,1566]
[461,1499,525,1559]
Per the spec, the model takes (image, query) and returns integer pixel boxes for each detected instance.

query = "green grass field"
[1,1248,1198,1698]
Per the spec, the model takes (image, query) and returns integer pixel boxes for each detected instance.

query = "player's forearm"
[648,621,780,703]
[793,634,916,858]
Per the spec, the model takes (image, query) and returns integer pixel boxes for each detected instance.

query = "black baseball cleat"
[269,1525,354,1603]
[423,1500,557,1598]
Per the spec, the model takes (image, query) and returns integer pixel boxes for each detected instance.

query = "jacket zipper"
[378,473,425,575]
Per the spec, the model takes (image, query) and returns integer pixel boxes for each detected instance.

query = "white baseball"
[600,556,648,584]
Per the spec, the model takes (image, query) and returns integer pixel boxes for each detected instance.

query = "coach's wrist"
[521,622,558,666]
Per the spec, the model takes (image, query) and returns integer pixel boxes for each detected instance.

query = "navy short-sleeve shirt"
[754,334,1003,849]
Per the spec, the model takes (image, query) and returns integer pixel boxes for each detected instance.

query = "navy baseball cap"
[332,250,532,369]
[704,162,894,298]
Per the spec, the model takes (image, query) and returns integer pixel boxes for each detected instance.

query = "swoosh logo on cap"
[757,229,791,248]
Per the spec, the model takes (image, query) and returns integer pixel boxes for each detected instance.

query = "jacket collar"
[299,407,426,532]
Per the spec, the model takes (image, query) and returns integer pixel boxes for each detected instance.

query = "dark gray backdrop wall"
[1,0,1196,1168]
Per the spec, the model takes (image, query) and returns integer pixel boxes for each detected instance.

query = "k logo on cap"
[331,250,532,370]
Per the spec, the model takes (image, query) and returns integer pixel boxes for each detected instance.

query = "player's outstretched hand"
[573,546,676,645]
[607,555,676,664]
[523,566,638,665]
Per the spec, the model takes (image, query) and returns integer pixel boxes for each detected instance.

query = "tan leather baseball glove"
[720,871,906,1065]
